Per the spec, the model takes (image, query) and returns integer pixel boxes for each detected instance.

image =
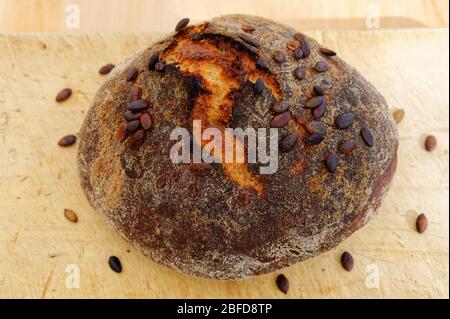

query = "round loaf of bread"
[77,14,398,280]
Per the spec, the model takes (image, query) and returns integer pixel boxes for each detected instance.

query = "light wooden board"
[0,0,448,32]
[0,29,448,298]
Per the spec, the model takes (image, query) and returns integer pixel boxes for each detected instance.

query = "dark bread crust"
[77,14,398,280]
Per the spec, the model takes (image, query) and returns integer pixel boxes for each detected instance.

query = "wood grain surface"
[0,29,448,298]
[0,0,448,32]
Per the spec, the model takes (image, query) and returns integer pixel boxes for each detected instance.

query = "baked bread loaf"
[77,14,398,280]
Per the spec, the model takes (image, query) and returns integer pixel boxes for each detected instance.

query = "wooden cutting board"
[0,29,448,298]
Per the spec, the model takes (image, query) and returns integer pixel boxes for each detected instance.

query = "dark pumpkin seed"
[126,67,138,82]
[116,122,128,141]
[63,209,78,223]
[313,102,327,119]
[99,63,115,75]
[320,47,337,56]
[294,47,304,60]
[416,213,428,233]
[314,61,329,72]
[256,59,267,69]
[294,32,305,42]
[55,88,72,102]
[307,133,325,145]
[360,127,374,147]
[127,120,140,133]
[130,86,142,101]
[335,112,355,129]
[241,25,255,32]
[108,256,122,273]
[128,129,145,150]
[124,111,141,121]
[425,135,437,152]
[175,18,190,32]
[280,132,298,152]
[58,134,76,147]
[148,52,160,70]
[305,95,324,108]
[313,85,324,96]
[302,38,311,57]
[127,99,148,112]
[306,121,326,135]
[255,78,265,94]
[341,251,354,271]
[140,113,152,130]
[273,50,286,63]
[340,140,356,154]
[393,109,405,124]
[276,274,289,294]
[326,153,338,173]
[272,102,290,113]
[239,34,261,48]
[271,111,290,128]
[294,66,305,80]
